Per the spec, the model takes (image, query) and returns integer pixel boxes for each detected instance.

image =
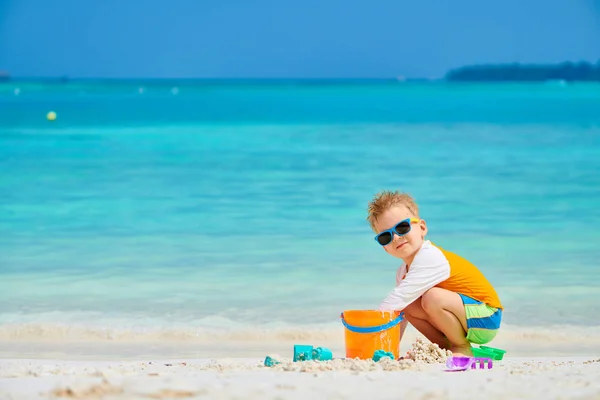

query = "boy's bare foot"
[449,345,473,357]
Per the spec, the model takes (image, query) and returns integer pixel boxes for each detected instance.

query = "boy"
[368,190,503,356]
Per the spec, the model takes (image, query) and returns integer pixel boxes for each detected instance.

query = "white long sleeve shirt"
[378,241,451,311]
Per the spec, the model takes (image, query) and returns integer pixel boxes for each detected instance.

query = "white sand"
[1,357,599,399]
[1,337,599,400]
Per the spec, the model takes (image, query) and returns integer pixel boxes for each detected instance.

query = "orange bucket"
[340,310,403,360]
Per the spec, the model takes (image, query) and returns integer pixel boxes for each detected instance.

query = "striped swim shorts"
[458,294,503,345]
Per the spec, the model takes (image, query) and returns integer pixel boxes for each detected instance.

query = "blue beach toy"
[312,347,333,361]
[264,356,280,367]
[293,345,333,361]
[373,350,394,362]
[293,345,314,361]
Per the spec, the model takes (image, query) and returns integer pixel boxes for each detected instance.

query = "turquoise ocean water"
[1,80,599,352]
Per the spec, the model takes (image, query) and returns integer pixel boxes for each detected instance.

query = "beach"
[1,328,600,399]
[1,80,600,399]
[1,353,600,399]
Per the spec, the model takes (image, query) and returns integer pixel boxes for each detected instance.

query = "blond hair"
[367,190,419,230]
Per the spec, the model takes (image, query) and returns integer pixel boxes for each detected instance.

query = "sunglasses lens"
[376,232,393,246]
[394,221,411,235]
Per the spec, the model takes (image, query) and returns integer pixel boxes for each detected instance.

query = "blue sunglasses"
[374,218,420,246]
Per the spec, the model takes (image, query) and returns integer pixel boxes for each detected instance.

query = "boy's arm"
[378,246,450,311]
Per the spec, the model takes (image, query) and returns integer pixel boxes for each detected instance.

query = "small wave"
[0,322,341,342]
[1,321,599,346]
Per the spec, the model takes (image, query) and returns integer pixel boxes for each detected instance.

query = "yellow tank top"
[433,242,503,309]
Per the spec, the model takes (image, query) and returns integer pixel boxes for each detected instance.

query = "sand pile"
[405,337,453,363]
[197,337,452,372]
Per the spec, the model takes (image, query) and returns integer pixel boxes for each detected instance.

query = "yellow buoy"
[46,111,57,121]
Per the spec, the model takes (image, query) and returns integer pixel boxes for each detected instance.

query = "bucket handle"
[340,312,404,334]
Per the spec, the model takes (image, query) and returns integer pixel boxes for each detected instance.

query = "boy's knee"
[421,287,446,313]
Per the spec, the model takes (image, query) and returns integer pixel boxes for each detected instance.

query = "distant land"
[445,60,600,82]
[2,61,600,82]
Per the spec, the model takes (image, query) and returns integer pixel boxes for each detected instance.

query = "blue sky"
[0,0,599,78]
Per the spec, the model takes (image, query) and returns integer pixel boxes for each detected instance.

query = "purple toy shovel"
[445,356,493,372]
